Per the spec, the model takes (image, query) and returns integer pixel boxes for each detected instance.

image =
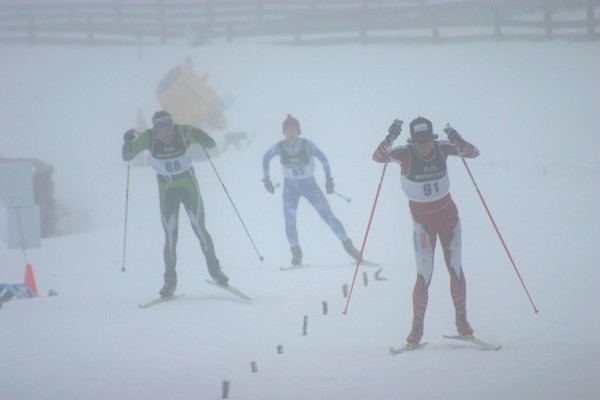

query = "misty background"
[0,1,599,399]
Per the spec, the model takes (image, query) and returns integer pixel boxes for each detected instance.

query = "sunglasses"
[412,137,433,144]
[154,116,173,130]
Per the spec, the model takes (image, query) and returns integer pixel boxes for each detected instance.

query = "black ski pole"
[334,191,351,203]
[121,162,131,272]
[201,146,264,262]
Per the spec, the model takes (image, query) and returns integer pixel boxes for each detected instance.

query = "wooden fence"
[0,0,598,46]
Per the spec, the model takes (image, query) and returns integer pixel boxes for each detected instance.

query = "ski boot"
[208,263,229,287]
[342,239,360,260]
[159,272,177,298]
[406,318,424,345]
[456,312,474,336]
[291,245,303,266]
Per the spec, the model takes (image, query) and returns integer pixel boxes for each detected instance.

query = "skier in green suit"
[122,110,229,298]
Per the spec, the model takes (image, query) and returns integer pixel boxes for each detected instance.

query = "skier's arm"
[261,144,279,194]
[440,140,480,159]
[442,124,480,158]
[309,142,335,194]
[185,126,216,149]
[373,119,404,163]
[372,138,392,163]
[262,144,279,179]
[310,142,332,179]
[372,138,407,162]
[462,142,480,158]
[122,129,151,161]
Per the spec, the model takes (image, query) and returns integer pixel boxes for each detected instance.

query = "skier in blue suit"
[262,114,363,266]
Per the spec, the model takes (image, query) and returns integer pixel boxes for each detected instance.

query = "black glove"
[263,177,275,194]
[386,119,403,142]
[325,177,334,195]
[123,129,136,142]
[443,123,466,147]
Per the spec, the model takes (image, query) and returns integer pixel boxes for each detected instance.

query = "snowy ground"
[0,36,599,400]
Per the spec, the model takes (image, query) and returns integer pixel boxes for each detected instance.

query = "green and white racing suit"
[122,125,222,285]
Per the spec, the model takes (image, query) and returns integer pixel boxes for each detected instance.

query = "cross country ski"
[205,279,253,302]
[280,259,379,272]
[390,342,428,355]
[280,264,311,271]
[357,259,380,267]
[443,334,502,351]
[138,293,185,309]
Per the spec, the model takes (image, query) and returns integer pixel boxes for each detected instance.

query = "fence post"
[227,21,233,42]
[293,15,301,44]
[255,0,263,33]
[86,16,94,45]
[114,0,122,25]
[360,0,368,45]
[543,1,553,38]
[586,0,595,40]
[27,10,35,44]
[158,0,166,44]
[493,5,502,41]
[430,6,440,43]
[206,0,214,38]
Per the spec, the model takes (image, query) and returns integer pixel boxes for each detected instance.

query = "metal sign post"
[0,162,41,264]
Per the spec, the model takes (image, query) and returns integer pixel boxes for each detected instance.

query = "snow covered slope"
[0,39,599,400]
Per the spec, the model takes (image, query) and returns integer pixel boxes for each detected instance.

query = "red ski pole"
[343,140,394,315]
[459,156,539,314]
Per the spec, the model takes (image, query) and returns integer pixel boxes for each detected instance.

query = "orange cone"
[24,263,38,296]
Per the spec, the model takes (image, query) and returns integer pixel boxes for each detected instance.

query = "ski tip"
[443,334,501,351]
[279,264,310,271]
[442,334,459,339]
[138,293,185,308]
[390,342,428,354]
[359,260,380,267]
[205,279,253,302]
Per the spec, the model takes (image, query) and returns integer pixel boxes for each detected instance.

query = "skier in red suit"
[372,116,480,346]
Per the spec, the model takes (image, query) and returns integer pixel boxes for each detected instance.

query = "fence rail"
[0,0,598,46]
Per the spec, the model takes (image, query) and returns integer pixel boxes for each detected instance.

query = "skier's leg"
[407,275,428,344]
[182,175,228,285]
[283,180,302,246]
[158,182,180,297]
[439,203,473,336]
[283,180,303,264]
[303,183,363,260]
[303,181,349,242]
[407,216,436,344]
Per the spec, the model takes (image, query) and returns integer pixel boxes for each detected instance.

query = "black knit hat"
[152,111,173,130]
[152,110,171,121]
[408,116,438,143]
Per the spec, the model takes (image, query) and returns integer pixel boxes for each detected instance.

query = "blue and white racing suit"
[262,138,349,247]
